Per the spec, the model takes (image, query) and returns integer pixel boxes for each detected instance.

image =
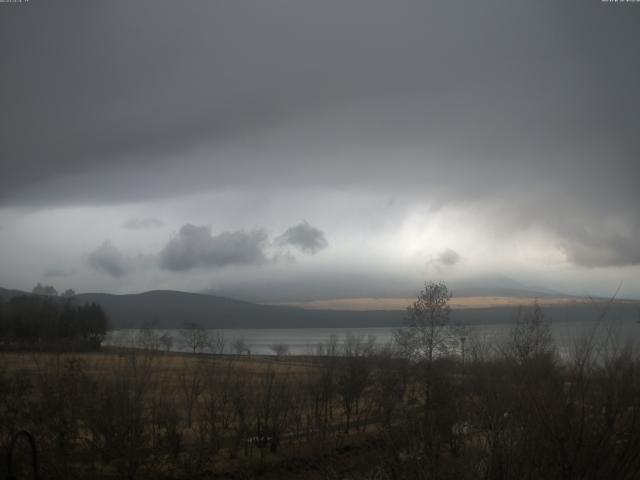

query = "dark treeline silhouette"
[0,295,108,349]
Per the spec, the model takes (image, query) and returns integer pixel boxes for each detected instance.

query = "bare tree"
[209,330,226,355]
[252,368,291,456]
[393,281,453,477]
[178,359,205,428]
[200,360,236,455]
[394,281,453,363]
[158,332,174,352]
[81,351,155,479]
[232,337,249,356]
[505,301,555,366]
[338,333,373,432]
[228,371,251,459]
[136,323,161,351]
[314,336,339,438]
[180,322,211,354]
[270,342,289,359]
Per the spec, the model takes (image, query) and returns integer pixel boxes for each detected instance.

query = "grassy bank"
[2,315,640,479]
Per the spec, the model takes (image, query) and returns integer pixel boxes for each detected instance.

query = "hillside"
[0,287,28,301]
[74,290,405,329]
[75,290,640,329]
[2,287,639,329]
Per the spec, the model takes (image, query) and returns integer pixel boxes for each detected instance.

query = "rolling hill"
[2,287,638,329]
[74,290,405,329]
[66,291,640,329]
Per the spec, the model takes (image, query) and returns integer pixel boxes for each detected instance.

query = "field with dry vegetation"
[2,287,640,479]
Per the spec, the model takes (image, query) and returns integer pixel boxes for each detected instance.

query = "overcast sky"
[1,0,639,301]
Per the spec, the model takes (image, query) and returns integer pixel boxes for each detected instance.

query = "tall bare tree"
[180,322,210,354]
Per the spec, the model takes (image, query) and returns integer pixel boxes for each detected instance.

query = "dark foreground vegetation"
[0,295,108,350]
[2,283,640,479]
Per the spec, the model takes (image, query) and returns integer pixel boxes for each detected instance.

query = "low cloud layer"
[158,225,268,271]
[122,217,164,230]
[87,241,132,278]
[560,227,640,268]
[43,269,75,279]
[276,221,328,254]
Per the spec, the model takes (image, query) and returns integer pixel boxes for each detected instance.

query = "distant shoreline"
[277,296,635,311]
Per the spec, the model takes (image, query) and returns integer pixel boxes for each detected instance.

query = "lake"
[105,317,640,357]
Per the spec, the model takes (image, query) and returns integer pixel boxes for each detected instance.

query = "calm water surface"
[105,318,640,356]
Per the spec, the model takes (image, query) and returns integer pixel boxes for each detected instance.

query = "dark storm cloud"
[1,0,638,203]
[437,249,461,267]
[1,1,639,267]
[87,241,132,278]
[122,217,164,230]
[559,225,640,268]
[158,225,267,271]
[503,198,640,268]
[276,221,328,254]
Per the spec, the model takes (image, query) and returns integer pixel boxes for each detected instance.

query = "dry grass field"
[0,347,395,479]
